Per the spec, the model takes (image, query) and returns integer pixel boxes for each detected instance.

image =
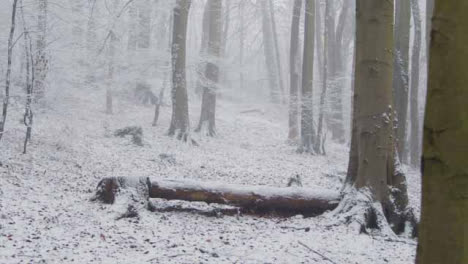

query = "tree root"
[330,189,418,237]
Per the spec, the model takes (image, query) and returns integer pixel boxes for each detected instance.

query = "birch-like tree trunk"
[168,0,191,141]
[393,0,411,161]
[417,1,468,262]
[288,0,302,142]
[196,0,222,136]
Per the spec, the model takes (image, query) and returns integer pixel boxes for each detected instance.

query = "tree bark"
[127,2,138,52]
[137,0,151,50]
[106,31,117,115]
[288,0,302,142]
[86,0,97,84]
[408,0,422,167]
[316,0,331,155]
[195,0,210,96]
[93,177,340,217]
[416,1,468,263]
[0,0,19,142]
[34,0,48,101]
[268,0,285,104]
[238,0,245,92]
[168,0,191,141]
[196,0,222,136]
[20,2,34,154]
[298,0,317,154]
[260,0,281,104]
[326,0,348,144]
[393,0,411,161]
[340,0,412,235]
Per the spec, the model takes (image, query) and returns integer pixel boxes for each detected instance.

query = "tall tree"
[338,0,414,234]
[34,0,48,101]
[416,1,468,263]
[393,0,411,161]
[0,0,19,142]
[268,0,285,103]
[106,30,117,115]
[238,0,245,92]
[137,0,152,50]
[408,0,422,167]
[260,0,281,103]
[315,0,332,155]
[288,0,302,142]
[195,0,211,96]
[168,0,191,141]
[298,0,317,154]
[195,0,222,136]
[86,0,97,84]
[20,1,34,154]
[326,0,348,144]
[127,2,138,52]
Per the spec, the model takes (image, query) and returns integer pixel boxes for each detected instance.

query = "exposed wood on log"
[93,177,340,217]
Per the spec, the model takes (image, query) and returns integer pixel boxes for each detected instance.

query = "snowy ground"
[0,86,420,263]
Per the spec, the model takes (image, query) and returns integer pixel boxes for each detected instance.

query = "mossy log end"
[93,177,340,217]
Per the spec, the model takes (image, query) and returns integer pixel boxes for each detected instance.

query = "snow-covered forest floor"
[0,85,420,263]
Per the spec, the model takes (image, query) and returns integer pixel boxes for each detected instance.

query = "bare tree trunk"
[408,0,422,167]
[219,0,230,93]
[425,0,434,54]
[288,0,302,142]
[196,0,222,137]
[168,0,192,141]
[86,0,97,84]
[338,0,413,235]
[327,0,348,144]
[106,31,117,115]
[393,0,411,162]
[268,0,285,104]
[127,2,138,52]
[238,0,245,92]
[298,0,317,154]
[221,0,230,57]
[153,13,173,127]
[34,0,48,101]
[20,2,34,154]
[195,0,210,96]
[260,0,280,103]
[316,0,332,155]
[137,0,151,50]
[0,0,19,142]
[417,1,468,262]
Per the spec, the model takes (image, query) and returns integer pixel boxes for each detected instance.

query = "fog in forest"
[1,0,466,263]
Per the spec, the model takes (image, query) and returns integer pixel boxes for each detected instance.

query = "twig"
[298,241,338,264]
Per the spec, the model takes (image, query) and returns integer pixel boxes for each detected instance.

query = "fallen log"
[93,177,340,217]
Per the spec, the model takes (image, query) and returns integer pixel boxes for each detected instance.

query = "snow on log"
[93,177,341,216]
